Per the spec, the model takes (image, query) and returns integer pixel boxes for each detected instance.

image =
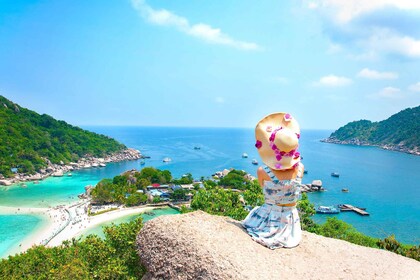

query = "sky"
[0,0,419,129]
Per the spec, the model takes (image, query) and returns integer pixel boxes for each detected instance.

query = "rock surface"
[137,211,420,280]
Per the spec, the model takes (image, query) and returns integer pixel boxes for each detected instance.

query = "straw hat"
[254,112,301,170]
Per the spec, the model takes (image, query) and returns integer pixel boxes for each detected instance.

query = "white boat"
[99,163,106,167]
[163,157,172,163]
[67,173,72,177]
[252,159,258,165]
[92,163,99,168]
[242,153,248,158]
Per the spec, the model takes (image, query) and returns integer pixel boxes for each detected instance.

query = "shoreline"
[0,148,142,187]
[0,202,171,258]
[320,138,420,156]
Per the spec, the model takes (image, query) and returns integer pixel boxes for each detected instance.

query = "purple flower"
[275,163,282,169]
[280,151,286,156]
[271,144,278,151]
[269,133,276,142]
[293,162,299,168]
[276,154,282,161]
[284,113,293,122]
[255,140,262,149]
[296,133,300,139]
[293,151,300,159]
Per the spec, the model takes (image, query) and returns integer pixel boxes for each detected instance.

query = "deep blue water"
[0,127,419,246]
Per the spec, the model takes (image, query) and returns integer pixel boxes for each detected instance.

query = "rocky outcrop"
[137,211,420,280]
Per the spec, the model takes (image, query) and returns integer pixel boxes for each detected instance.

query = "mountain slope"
[322,106,420,155]
[0,95,126,177]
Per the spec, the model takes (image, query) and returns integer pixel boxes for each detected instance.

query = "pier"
[340,204,369,216]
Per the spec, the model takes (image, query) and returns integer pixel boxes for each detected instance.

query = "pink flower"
[293,151,300,159]
[280,151,286,156]
[284,113,293,122]
[271,144,278,151]
[266,126,272,132]
[269,133,276,142]
[295,133,300,139]
[276,154,282,161]
[275,163,282,169]
[255,140,262,149]
[293,162,299,168]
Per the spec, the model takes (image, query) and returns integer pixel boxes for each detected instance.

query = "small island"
[321,106,419,155]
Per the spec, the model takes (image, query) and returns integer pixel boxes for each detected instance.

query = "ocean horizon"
[1,126,419,257]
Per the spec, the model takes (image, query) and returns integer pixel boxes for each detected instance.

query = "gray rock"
[137,211,420,280]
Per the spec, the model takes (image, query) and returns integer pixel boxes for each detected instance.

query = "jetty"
[340,204,369,216]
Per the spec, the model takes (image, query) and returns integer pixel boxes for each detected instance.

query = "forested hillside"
[323,106,419,154]
[0,95,125,177]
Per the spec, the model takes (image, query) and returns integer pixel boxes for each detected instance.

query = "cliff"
[137,211,420,280]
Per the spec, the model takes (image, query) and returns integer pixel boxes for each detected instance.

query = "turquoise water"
[79,207,179,239]
[0,127,419,247]
[0,214,45,258]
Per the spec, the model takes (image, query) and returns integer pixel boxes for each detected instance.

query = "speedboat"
[316,205,340,214]
[252,159,258,165]
[140,160,145,165]
[331,172,340,177]
[242,153,248,158]
[163,157,172,163]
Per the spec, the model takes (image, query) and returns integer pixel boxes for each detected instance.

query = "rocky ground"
[137,211,420,280]
[0,148,142,186]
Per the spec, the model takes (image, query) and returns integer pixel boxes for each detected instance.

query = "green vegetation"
[0,95,126,177]
[0,217,145,279]
[189,170,264,220]
[91,167,190,206]
[88,207,119,216]
[327,106,420,151]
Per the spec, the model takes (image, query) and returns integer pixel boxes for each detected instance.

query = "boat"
[163,157,172,163]
[20,183,27,188]
[331,172,340,177]
[251,159,258,165]
[341,188,349,192]
[242,153,248,158]
[303,170,308,174]
[316,205,340,214]
[140,160,145,165]
[99,163,106,167]
[67,173,72,177]
[194,146,201,150]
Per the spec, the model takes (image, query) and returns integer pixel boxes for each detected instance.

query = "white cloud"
[377,87,402,98]
[408,82,420,92]
[307,1,420,59]
[314,75,352,87]
[215,97,225,104]
[131,0,262,51]
[365,30,420,58]
[357,68,398,80]
[313,0,420,23]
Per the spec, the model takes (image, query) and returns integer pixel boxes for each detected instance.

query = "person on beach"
[242,112,304,249]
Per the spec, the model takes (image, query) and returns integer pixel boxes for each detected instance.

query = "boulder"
[0,180,12,186]
[137,211,420,280]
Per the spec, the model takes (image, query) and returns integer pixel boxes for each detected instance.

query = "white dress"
[242,164,303,249]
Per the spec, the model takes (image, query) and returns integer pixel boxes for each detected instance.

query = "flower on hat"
[266,125,272,132]
[275,163,282,169]
[284,113,293,122]
[255,140,262,149]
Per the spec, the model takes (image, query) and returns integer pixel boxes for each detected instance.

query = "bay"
[0,127,419,247]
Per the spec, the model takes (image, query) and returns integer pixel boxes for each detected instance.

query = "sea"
[0,127,419,257]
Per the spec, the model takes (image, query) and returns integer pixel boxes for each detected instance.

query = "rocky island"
[322,106,419,155]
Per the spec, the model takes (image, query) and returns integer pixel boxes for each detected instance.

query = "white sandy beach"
[1,203,163,257]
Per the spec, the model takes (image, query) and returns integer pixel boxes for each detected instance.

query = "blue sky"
[0,0,419,129]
